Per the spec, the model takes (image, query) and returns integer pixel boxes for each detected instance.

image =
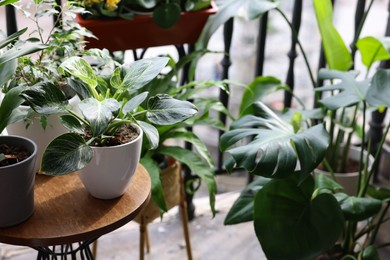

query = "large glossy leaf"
[366,69,390,109]
[335,193,383,221]
[254,174,344,260]
[21,83,68,115]
[239,76,285,116]
[314,173,344,193]
[220,103,329,178]
[367,185,390,200]
[146,94,198,125]
[78,98,120,136]
[0,59,17,87]
[140,155,167,212]
[313,0,352,71]
[121,57,169,90]
[60,115,84,134]
[361,245,381,260]
[41,133,93,176]
[224,177,270,225]
[356,37,390,70]
[316,69,370,110]
[59,57,98,90]
[0,86,24,133]
[158,146,216,216]
[0,44,48,65]
[196,0,279,49]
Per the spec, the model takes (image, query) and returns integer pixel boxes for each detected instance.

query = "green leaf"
[59,57,98,90]
[366,69,390,109]
[254,174,344,260]
[220,102,330,178]
[313,0,352,71]
[21,83,68,115]
[0,44,48,66]
[153,3,181,28]
[0,28,27,49]
[110,67,122,89]
[121,57,169,90]
[0,86,24,133]
[356,36,390,70]
[335,193,383,221]
[122,92,149,115]
[161,130,214,168]
[361,245,380,260]
[0,59,17,87]
[196,0,279,49]
[239,76,285,116]
[224,177,270,225]
[140,155,167,212]
[316,69,370,110]
[0,0,20,7]
[146,94,198,125]
[158,146,216,216]
[136,0,157,9]
[367,185,390,200]
[314,173,344,193]
[41,133,93,176]
[60,115,84,134]
[137,120,159,149]
[78,98,120,136]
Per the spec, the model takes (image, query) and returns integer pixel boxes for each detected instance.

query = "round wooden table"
[0,164,151,259]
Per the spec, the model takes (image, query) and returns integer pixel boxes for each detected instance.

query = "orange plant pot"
[75,2,217,51]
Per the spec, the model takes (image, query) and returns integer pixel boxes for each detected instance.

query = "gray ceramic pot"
[0,135,37,227]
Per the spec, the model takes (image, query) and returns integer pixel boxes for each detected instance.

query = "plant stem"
[369,201,390,245]
[357,102,367,193]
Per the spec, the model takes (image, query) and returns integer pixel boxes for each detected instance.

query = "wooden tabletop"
[0,164,151,247]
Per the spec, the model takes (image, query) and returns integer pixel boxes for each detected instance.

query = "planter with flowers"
[72,0,217,51]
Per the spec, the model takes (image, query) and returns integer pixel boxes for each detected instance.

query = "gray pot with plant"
[0,135,37,227]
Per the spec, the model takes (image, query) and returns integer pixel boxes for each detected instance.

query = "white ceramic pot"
[4,95,80,174]
[0,135,37,227]
[316,146,374,196]
[78,124,143,199]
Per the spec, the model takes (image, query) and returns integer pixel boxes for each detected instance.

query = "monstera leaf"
[220,102,329,179]
[316,69,370,110]
[366,69,390,109]
[254,174,344,260]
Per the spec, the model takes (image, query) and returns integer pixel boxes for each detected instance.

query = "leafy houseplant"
[23,53,198,199]
[218,0,390,259]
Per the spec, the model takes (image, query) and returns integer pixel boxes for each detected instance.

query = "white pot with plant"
[23,55,197,199]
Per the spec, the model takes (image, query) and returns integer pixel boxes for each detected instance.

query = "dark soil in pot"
[0,144,32,167]
[84,124,140,147]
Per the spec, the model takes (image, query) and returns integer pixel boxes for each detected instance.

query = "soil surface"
[86,125,139,147]
[0,144,31,167]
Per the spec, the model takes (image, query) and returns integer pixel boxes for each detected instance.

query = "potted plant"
[22,53,198,199]
[218,0,390,258]
[71,0,217,50]
[0,25,47,227]
[1,0,93,174]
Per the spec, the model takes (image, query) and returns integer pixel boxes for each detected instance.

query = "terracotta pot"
[78,124,143,199]
[75,2,217,51]
[315,146,374,196]
[134,158,181,223]
[0,135,37,227]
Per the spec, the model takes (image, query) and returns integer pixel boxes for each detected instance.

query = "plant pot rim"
[0,135,37,170]
[89,124,143,150]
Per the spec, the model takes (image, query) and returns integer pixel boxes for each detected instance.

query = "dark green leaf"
[254,174,344,260]
[314,173,344,193]
[153,3,181,28]
[0,28,27,49]
[0,59,17,87]
[0,44,48,66]
[67,78,93,100]
[21,83,68,115]
[0,86,24,133]
[159,146,216,216]
[224,177,270,225]
[335,193,383,221]
[367,185,390,200]
[60,115,84,134]
[361,245,380,260]
[140,155,167,212]
[41,133,93,176]
[146,94,197,125]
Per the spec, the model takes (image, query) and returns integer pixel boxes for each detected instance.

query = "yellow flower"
[105,0,121,11]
